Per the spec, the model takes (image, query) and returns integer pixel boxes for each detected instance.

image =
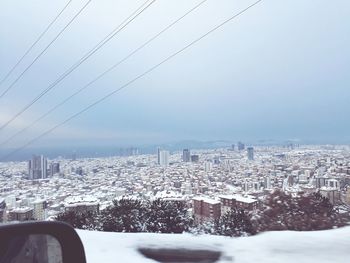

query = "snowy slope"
[78,227,350,263]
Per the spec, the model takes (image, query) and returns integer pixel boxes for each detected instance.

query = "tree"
[145,199,193,233]
[55,210,99,230]
[217,209,255,237]
[189,220,218,235]
[101,198,147,232]
[253,190,349,232]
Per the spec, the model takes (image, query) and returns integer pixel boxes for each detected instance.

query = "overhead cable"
[0,0,263,161]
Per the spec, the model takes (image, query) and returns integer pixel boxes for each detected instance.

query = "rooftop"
[192,197,221,205]
[64,196,99,207]
[219,194,257,204]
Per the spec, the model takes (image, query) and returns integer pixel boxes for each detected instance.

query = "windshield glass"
[0,1,349,262]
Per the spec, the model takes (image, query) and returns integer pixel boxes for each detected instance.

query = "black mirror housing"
[0,221,86,263]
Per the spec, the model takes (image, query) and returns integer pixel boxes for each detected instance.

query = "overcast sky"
[0,0,349,151]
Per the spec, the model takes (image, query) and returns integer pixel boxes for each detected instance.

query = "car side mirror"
[0,221,86,263]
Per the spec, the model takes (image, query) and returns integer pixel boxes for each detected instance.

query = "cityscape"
[0,0,349,262]
[1,143,349,224]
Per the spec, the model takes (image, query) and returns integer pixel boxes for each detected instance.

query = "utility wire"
[0,0,263,161]
[0,0,209,148]
[0,0,73,88]
[0,0,156,131]
[0,0,92,100]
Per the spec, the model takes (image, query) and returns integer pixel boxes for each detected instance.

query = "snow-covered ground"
[78,227,350,263]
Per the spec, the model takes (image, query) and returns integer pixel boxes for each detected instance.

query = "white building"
[5,195,17,209]
[159,150,169,167]
[326,179,340,190]
[64,196,99,214]
[204,161,213,172]
[264,176,272,189]
[32,199,47,221]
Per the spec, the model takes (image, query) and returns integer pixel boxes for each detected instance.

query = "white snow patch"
[78,227,350,263]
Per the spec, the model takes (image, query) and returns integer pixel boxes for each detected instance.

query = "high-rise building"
[49,162,60,176]
[157,147,161,165]
[191,155,199,163]
[159,150,169,167]
[238,141,245,151]
[247,147,254,161]
[182,149,191,162]
[28,155,47,180]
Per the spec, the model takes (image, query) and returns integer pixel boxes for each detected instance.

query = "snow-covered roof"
[300,184,316,189]
[192,196,220,205]
[219,194,257,204]
[32,199,46,204]
[320,186,338,191]
[154,190,185,201]
[10,207,33,213]
[64,196,99,207]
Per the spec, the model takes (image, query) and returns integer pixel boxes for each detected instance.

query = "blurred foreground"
[78,226,350,263]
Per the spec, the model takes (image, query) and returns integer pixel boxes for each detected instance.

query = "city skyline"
[0,139,344,162]
[1,144,349,226]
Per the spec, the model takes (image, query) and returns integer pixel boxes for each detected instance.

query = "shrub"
[145,199,192,233]
[253,190,348,232]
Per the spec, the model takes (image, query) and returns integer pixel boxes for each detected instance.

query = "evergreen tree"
[55,210,99,230]
[145,199,192,233]
[217,209,255,237]
[101,198,147,232]
[190,220,220,235]
[253,190,349,232]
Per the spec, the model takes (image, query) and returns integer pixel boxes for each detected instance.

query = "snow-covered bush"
[252,190,349,232]
[100,198,147,232]
[145,199,193,233]
[217,209,255,237]
[55,210,101,230]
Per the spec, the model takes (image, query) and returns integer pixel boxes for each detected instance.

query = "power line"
[0,0,209,148]
[0,0,73,88]
[0,0,156,131]
[0,0,92,100]
[0,0,263,161]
